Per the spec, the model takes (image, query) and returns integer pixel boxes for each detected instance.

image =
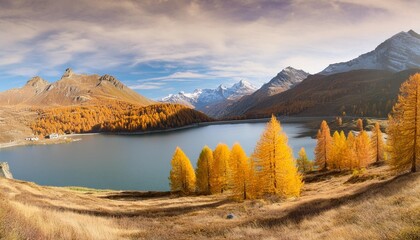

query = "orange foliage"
[30,103,212,136]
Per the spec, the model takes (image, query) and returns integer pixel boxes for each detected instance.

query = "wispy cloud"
[141,71,209,82]
[130,82,165,90]
[0,0,419,96]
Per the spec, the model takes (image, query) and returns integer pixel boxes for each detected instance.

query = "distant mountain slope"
[160,80,257,117]
[321,30,420,75]
[222,67,309,118]
[0,68,154,106]
[242,69,420,118]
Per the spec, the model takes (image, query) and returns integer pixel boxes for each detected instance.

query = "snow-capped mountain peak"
[320,30,420,75]
[160,80,257,109]
[259,67,309,96]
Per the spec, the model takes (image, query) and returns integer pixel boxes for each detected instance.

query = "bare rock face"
[62,68,74,78]
[99,74,125,89]
[0,162,13,179]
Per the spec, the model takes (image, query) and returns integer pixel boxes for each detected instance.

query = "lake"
[0,122,316,191]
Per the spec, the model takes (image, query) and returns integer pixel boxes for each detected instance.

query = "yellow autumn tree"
[387,73,420,173]
[371,122,385,163]
[356,131,372,168]
[230,143,251,200]
[297,147,312,173]
[356,118,364,131]
[169,147,196,194]
[212,143,231,193]
[330,131,347,170]
[315,120,332,170]
[252,115,303,198]
[196,146,214,194]
[344,131,357,169]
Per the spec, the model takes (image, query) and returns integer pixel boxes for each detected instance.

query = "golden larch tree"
[356,131,372,168]
[252,115,303,197]
[297,147,312,173]
[356,118,364,131]
[230,143,251,200]
[371,122,385,163]
[212,143,231,193]
[387,73,420,173]
[344,131,357,169]
[330,131,347,170]
[169,147,196,194]
[196,146,214,194]
[314,120,332,170]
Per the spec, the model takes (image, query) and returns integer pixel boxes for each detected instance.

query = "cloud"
[0,0,419,95]
[129,82,165,90]
[142,71,209,82]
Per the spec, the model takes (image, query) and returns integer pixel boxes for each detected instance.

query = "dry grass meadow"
[0,165,419,240]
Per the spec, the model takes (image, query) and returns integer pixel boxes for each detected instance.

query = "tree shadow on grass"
[41,198,232,219]
[243,172,418,228]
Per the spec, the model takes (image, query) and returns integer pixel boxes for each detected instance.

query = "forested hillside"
[30,103,212,136]
[238,69,420,118]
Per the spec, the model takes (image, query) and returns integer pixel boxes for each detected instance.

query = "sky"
[0,0,419,99]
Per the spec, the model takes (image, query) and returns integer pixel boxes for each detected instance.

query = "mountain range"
[160,80,257,116]
[1,29,420,121]
[223,29,420,118]
[0,68,154,107]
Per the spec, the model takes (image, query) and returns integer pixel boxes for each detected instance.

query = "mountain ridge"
[160,79,257,116]
[0,68,154,107]
[320,30,420,75]
[221,66,309,118]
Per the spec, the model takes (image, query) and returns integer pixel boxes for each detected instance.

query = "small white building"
[25,136,39,141]
[49,133,59,139]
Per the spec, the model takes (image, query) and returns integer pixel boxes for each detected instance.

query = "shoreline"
[0,116,386,149]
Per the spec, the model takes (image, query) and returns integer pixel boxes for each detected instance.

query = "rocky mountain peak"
[261,67,309,96]
[25,76,49,88]
[61,68,74,78]
[408,29,420,39]
[321,30,420,75]
[99,74,125,89]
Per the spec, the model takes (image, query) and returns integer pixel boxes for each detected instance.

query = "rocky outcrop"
[0,162,13,179]
[99,74,125,89]
[61,68,74,78]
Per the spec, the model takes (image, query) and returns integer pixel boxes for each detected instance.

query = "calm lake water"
[0,122,316,191]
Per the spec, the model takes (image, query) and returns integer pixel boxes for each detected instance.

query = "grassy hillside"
[1,165,418,239]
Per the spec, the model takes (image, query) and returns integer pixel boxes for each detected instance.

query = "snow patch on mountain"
[160,80,257,109]
[259,67,310,96]
[321,30,420,75]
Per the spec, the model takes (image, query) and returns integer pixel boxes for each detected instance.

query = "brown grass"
[0,165,419,240]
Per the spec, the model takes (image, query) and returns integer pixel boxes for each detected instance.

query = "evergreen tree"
[196,146,214,194]
[371,122,385,163]
[252,115,303,197]
[297,147,312,173]
[230,143,251,200]
[212,143,231,193]
[315,120,332,170]
[169,147,196,194]
[387,73,420,173]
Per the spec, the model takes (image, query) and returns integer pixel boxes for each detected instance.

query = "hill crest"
[0,68,154,107]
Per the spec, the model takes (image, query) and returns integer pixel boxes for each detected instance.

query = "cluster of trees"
[31,103,212,136]
[169,116,303,200]
[314,119,384,171]
[170,73,420,203]
[313,73,420,174]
